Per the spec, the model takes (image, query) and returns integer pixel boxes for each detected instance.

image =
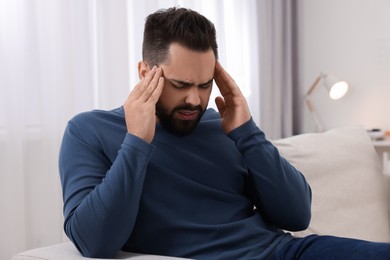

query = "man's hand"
[214,62,251,133]
[123,66,164,143]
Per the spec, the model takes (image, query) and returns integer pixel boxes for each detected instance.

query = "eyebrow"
[166,78,214,88]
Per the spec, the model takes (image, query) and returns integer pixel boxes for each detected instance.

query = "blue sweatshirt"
[59,107,311,259]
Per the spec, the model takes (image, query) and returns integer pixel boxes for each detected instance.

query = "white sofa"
[12,126,390,260]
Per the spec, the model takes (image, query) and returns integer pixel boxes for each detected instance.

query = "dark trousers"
[275,235,390,260]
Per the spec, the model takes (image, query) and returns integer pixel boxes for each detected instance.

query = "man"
[59,7,390,259]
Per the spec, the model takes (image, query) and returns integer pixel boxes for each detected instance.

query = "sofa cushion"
[272,126,390,242]
[12,242,187,260]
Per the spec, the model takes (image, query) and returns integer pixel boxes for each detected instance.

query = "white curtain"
[257,0,298,139]
[0,0,261,258]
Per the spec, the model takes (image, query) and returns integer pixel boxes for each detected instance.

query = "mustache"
[173,104,203,112]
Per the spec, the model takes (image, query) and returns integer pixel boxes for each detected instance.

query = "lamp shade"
[324,74,349,100]
[328,81,349,100]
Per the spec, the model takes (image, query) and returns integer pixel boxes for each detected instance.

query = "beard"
[156,101,205,136]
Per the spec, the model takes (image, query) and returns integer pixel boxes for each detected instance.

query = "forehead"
[160,43,216,82]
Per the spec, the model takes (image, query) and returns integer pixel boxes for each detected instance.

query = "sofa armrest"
[12,242,189,260]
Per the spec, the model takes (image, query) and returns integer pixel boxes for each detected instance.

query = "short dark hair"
[142,7,218,66]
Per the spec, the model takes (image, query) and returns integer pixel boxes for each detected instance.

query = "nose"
[184,87,201,106]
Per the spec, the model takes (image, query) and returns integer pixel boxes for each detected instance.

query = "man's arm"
[60,66,164,258]
[60,123,154,258]
[214,62,311,231]
[228,119,312,231]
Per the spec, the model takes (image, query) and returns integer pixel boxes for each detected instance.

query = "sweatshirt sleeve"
[228,119,312,231]
[59,120,154,258]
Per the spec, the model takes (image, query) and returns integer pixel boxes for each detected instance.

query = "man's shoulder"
[70,106,124,124]
[67,106,125,136]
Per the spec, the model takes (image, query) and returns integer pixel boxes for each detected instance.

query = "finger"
[139,67,163,102]
[215,96,226,116]
[147,76,165,104]
[214,62,231,94]
[131,66,158,99]
[214,62,241,97]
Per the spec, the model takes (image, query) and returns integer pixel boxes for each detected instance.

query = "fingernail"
[152,65,157,71]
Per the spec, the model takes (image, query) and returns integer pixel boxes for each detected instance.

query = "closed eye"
[172,83,191,89]
[199,79,214,89]
[199,82,213,89]
[166,79,191,89]
[166,78,213,89]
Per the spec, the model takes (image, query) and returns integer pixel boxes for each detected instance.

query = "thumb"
[215,96,226,116]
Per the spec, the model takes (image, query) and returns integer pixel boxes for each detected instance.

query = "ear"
[138,61,150,79]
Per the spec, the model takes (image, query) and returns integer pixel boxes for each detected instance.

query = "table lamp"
[305,73,349,132]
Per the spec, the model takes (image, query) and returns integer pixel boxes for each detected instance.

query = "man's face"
[156,43,215,136]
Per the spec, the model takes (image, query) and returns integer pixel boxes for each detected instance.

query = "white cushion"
[272,126,390,242]
[12,242,187,260]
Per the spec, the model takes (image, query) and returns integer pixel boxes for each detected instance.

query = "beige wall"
[297,0,390,133]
